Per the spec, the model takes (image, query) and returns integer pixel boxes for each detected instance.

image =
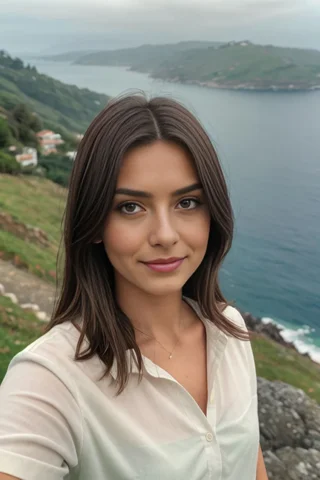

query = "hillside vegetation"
[0,174,66,282]
[46,40,320,91]
[47,41,222,72]
[0,50,110,135]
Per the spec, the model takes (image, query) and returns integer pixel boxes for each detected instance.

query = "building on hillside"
[15,147,38,167]
[36,129,64,155]
[66,151,77,159]
[66,151,77,160]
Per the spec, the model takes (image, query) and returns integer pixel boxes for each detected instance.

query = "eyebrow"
[114,182,203,198]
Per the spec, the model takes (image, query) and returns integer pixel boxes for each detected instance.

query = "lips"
[143,257,185,265]
[142,257,185,273]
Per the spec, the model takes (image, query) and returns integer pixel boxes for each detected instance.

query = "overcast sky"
[1,0,320,55]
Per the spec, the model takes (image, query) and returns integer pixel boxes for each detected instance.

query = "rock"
[20,303,40,311]
[257,377,320,479]
[0,212,49,248]
[242,311,300,352]
[3,292,18,304]
[36,311,49,321]
[268,446,320,479]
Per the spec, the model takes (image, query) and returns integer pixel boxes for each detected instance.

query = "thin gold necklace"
[134,317,183,360]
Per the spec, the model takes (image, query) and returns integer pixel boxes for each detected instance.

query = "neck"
[115,286,191,343]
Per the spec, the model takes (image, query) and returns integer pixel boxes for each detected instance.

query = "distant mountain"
[48,40,320,92]
[43,41,223,72]
[0,50,110,135]
[40,50,97,63]
[148,41,320,91]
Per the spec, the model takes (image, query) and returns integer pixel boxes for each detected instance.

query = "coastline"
[242,309,320,366]
[146,72,320,93]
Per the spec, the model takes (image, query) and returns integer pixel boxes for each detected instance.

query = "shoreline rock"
[257,376,320,479]
[241,309,318,365]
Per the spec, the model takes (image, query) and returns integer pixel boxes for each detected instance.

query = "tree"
[12,104,31,125]
[29,113,42,132]
[0,151,21,174]
[0,118,10,148]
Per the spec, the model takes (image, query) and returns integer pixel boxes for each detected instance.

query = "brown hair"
[46,91,250,394]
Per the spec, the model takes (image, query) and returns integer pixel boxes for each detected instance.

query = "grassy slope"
[0,57,109,135]
[0,296,45,381]
[0,174,66,282]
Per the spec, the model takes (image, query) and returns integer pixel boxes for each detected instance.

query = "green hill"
[0,174,66,282]
[0,50,110,136]
[46,41,223,73]
[50,40,320,91]
[150,41,320,90]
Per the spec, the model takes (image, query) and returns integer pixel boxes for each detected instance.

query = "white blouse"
[0,296,260,480]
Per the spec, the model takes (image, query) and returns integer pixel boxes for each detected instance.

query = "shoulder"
[21,321,82,369]
[184,296,247,330]
[4,322,97,393]
[221,304,248,329]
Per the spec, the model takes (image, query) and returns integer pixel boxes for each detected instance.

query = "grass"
[1,295,320,404]
[0,295,45,381]
[252,332,320,404]
[0,174,66,282]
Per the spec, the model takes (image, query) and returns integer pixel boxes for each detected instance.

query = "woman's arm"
[256,444,269,480]
[0,475,20,479]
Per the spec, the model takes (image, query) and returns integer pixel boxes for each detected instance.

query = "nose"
[149,210,180,247]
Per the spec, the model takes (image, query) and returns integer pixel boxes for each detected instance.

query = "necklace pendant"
[169,354,172,359]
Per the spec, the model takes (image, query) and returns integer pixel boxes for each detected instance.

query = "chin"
[137,281,184,297]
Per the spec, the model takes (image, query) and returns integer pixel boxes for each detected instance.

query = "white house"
[15,147,38,167]
[36,129,64,155]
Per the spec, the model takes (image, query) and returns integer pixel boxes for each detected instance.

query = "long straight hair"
[46,91,250,394]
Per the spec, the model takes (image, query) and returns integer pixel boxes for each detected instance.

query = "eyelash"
[116,197,203,215]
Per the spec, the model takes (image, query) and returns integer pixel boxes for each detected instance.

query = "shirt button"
[205,432,213,442]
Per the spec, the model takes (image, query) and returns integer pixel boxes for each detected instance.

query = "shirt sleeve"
[226,306,258,397]
[237,308,258,397]
[0,351,83,480]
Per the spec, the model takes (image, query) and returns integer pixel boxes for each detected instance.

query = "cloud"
[0,0,311,25]
[1,0,320,53]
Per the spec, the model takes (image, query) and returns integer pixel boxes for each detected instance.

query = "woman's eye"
[178,198,201,209]
[119,202,142,214]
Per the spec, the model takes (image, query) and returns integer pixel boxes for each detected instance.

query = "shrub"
[0,151,21,174]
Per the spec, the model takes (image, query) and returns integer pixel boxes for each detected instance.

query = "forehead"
[117,140,198,188]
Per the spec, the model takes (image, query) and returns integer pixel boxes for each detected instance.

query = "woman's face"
[102,140,211,298]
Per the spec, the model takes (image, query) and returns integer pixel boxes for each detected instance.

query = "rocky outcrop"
[242,309,315,362]
[258,377,320,479]
[0,211,49,248]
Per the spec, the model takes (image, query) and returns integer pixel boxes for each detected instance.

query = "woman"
[0,92,268,479]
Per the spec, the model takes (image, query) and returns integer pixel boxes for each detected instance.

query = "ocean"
[25,59,320,362]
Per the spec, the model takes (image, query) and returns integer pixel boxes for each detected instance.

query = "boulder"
[257,377,320,479]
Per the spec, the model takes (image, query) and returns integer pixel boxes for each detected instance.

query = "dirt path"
[0,259,56,317]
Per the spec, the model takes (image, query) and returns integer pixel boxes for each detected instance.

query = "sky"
[1,0,320,55]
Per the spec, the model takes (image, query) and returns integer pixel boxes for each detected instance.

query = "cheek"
[187,214,211,249]
[102,218,143,258]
